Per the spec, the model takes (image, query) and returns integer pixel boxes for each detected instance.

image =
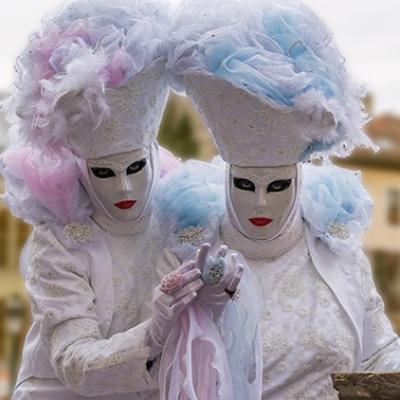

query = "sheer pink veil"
[159,303,233,399]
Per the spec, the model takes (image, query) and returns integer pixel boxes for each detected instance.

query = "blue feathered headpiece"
[168,0,377,166]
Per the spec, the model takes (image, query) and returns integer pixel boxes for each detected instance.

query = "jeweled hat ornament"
[168,0,377,167]
[0,0,170,224]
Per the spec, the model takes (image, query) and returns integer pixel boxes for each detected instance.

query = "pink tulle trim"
[3,145,85,224]
[159,303,233,400]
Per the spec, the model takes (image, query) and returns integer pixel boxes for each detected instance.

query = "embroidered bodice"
[221,211,357,398]
[251,235,356,399]
[104,219,160,336]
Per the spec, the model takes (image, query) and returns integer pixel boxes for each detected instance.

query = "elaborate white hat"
[168,0,376,167]
[58,57,169,159]
[5,0,170,159]
[185,72,337,167]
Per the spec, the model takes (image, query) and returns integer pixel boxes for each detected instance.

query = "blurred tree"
[158,95,199,159]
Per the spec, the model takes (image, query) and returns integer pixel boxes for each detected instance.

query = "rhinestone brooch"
[63,222,92,244]
[202,257,225,285]
[328,223,351,240]
[177,226,205,245]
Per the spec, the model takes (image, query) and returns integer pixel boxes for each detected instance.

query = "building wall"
[361,166,400,253]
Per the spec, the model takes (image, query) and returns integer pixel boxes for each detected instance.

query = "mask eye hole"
[267,179,292,193]
[233,178,256,192]
[127,159,147,175]
[90,167,115,179]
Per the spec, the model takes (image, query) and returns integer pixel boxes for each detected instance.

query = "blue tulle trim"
[168,0,376,160]
[154,158,225,260]
[301,163,373,255]
[204,9,343,110]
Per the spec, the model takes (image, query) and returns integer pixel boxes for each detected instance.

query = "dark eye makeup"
[90,159,147,179]
[267,179,292,193]
[127,159,147,175]
[233,178,256,192]
[90,168,115,179]
[233,177,292,193]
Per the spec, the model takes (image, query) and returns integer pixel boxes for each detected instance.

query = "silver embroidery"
[87,148,150,172]
[246,234,357,398]
[176,225,205,245]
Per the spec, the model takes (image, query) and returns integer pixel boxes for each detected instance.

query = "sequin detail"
[63,222,92,244]
[160,271,183,294]
[328,223,351,240]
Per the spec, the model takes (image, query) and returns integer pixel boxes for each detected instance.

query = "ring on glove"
[224,287,240,302]
[160,271,183,294]
[202,257,225,285]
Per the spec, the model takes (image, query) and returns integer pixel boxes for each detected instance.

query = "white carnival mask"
[228,164,298,240]
[87,148,153,222]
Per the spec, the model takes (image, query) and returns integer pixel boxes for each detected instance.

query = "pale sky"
[1,0,399,115]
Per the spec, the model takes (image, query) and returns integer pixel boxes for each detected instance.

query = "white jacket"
[14,217,163,399]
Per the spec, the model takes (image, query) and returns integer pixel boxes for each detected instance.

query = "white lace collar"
[220,209,305,261]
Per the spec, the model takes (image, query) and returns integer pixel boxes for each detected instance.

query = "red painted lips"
[114,200,137,210]
[249,217,273,227]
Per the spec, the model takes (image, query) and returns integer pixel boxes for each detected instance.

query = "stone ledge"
[332,372,400,399]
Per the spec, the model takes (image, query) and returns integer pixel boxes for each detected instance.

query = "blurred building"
[338,114,400,332]
[0,97,31,400]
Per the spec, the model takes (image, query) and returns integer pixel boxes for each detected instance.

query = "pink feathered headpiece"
[1,0,171,225]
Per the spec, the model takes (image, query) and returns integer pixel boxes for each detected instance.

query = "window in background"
[387,189,400,226]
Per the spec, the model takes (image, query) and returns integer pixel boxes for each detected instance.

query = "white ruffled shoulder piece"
[154,157,226,260]
[301,163,373,256]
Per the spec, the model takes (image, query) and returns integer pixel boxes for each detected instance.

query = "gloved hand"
[147,261,204,358]
[195,243,244,321]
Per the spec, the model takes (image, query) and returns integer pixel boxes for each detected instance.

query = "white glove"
[196,243,244,321]
[147,261,203,358]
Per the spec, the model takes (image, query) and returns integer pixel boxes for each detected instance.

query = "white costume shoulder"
[300,164,400,369]
[17,220,160,396]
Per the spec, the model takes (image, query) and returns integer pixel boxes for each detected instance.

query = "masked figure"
[0,1,209,399]
[162,0,400,398]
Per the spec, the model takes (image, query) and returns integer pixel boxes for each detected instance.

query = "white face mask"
[229,164,298,240]
[87,148,153,222]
